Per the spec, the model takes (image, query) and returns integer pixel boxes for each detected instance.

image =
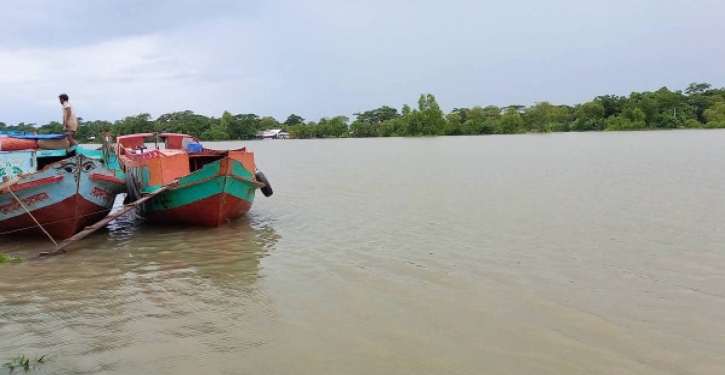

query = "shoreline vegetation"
[1,83,724,142]
[0,253,23,264]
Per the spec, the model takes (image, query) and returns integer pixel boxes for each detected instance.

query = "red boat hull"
[0,194,111,239]
[147,192,252,227]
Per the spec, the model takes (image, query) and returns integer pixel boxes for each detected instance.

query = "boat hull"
[145,157,260,227]
[0,155,125,239]
[148,189,253,226]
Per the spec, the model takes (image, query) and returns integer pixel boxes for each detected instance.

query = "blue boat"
[0,133,125,239]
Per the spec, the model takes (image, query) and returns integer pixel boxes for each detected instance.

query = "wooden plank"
[38,184,173,257]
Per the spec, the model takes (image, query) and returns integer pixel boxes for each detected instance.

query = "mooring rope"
[0,206,128,236]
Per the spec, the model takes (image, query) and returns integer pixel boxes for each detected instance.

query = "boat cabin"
[0,147,81,182]
[116,132,253,189]
[0,131,84,182]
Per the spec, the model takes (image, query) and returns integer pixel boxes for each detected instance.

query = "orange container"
[0,136,38,151]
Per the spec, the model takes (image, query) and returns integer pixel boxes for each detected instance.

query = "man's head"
[58,93,69,104]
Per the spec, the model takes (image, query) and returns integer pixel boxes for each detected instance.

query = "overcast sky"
[0,0,722,125]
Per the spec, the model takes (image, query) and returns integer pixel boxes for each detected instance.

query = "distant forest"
[2,83,725,141]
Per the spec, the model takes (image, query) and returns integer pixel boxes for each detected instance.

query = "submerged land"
[1,82,724,142]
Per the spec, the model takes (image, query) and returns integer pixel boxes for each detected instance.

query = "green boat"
[115,133,272,226]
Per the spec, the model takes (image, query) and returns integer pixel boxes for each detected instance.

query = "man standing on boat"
[59,93,78,146]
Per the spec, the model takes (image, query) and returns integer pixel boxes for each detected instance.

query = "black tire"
[123,172,141,204]
[256,170,273,197]
[121,172,147,221]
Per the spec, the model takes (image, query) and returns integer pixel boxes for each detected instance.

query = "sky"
[0,0,723,125]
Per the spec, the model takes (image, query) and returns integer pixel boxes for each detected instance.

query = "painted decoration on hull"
[0,151,35,178]
[0,155,124,239]
[143,158,259,226]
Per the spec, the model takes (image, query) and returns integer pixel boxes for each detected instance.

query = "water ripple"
[3,133,725,374]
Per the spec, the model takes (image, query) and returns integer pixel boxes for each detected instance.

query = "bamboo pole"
[8,188,58,246]
[40,182,176,257]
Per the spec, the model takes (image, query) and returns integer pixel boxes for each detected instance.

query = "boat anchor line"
[0,207,115,236]
[0,175,22,191]
[7,188,58,246]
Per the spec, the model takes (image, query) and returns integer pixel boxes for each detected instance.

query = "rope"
[8,188,57,245]
[1,137,130,238]
[0,176,21,191]
[0,205,130,236]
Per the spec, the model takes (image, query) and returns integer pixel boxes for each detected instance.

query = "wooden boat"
[115,133,272,226]
[0,134,125,239]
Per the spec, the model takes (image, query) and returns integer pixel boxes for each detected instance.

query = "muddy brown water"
[2,130,725,374]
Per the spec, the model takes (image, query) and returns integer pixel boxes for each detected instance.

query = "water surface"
[2,130,725,374]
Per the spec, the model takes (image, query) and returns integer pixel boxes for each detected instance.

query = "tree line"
[1,83,724,142]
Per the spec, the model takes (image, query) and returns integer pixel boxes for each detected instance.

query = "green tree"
[201,111,232,140]
[684,119,702,128]
[572,101,605,131]
[154,111,211,138]
[37,121,64,134]
[4,82,725,140]
[379,117,407,137]
[350,105,401,137]
[458,106,486,135]
[703,101,725,128]
[83,120,114,142]
[685,82,712,95]
[115,114,154,135]
[651,87,687,127]
[201,126,229,140]
[403,94,446,136]
[325,116,349,137]
[259,116,278,131]
[353,106,400,124]
[498,107,525,134]
[596,95,627,118]
[524,102,570,132]
[229,114,259,139]
[350,121,376,137]
[605,108,646,131]
[480,106,502,134]
[283,114,305,126]
[288,122,313,138]
[445,112,464,135]
[684,83,722,122]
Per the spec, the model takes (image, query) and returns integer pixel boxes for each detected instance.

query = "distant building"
[255,129,290,139]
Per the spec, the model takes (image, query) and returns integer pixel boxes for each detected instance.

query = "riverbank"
[1,83,723,142]
[0,252,23,263]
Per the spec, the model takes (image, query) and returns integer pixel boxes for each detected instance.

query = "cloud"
[0,0,724,125]
[0,18,280,123]
[0,34,192,120]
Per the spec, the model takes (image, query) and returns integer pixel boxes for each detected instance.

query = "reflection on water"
[2,131,725,374]
[0,196,280,374]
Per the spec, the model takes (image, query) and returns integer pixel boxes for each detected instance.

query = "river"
[1,130,725,374]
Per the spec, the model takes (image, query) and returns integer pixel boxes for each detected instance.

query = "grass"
[0,253,23,264]
[3,355,54,374]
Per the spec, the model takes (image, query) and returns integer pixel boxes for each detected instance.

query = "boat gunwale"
[136,157,264,192]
